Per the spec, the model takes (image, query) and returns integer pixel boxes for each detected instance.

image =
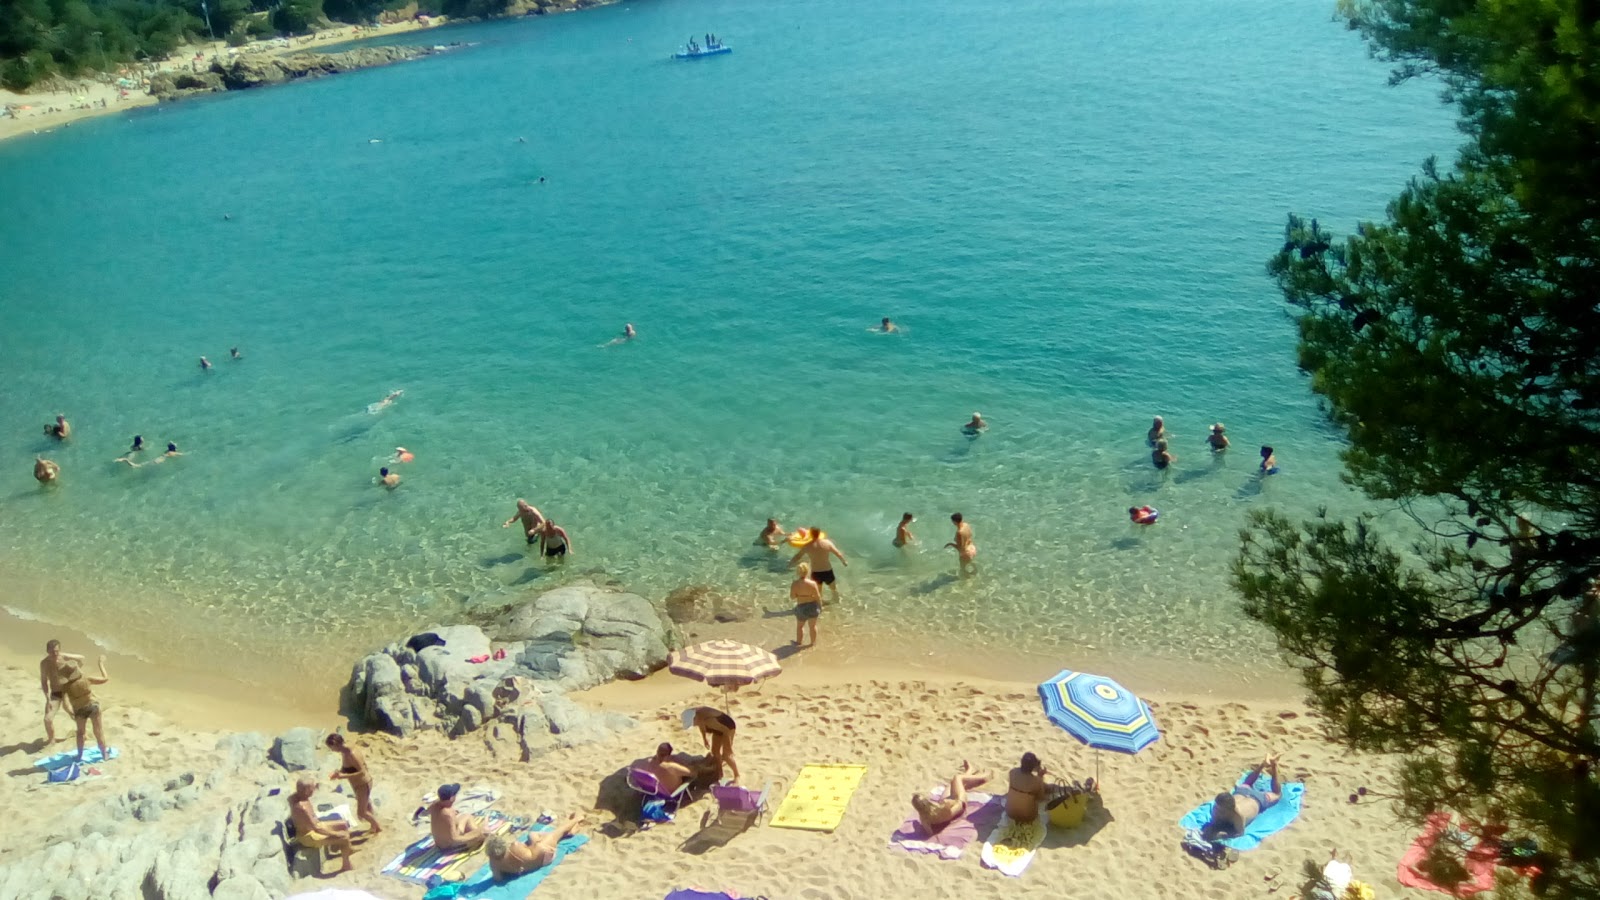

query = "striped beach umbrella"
[1039,670,1159,780]
[668,640,781,689]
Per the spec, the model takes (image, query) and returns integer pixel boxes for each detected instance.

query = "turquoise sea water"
[0,0,1458,684]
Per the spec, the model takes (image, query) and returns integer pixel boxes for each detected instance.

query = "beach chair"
[708,781,771,834]
[628,768,693,814]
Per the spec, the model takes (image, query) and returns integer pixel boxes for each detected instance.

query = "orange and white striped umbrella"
[668,639,781,687]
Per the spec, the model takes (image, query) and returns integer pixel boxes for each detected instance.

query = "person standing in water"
[757,518,787,548]
[128,435,144,456]
[1152,439,1176,470]
[790,528,848,600]
[963,412,987,436]
[1259,445,1279,474]
[894,513,916,548]
[503,499,545,543]
[538,518,572,561]
[791,562,823,647]
[1206,423,1230,452]
[43,414,70,440]
[946,512,977,576]
[34,457,60,483]
[1147,416,1166,445]
[229,347,242,360]
[379,466,400,488]
[199,356,212,371]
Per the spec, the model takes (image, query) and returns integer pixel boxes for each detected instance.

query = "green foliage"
[271,0,325,35]
[1239,2,1600,897]
[0,0,210,88]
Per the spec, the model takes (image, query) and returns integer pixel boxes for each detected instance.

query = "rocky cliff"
[149,44,456,100]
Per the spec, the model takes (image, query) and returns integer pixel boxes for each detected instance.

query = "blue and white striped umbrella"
[1038,669,1160,755]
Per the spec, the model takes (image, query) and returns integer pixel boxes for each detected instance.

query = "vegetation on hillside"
[1236,0,1600,896]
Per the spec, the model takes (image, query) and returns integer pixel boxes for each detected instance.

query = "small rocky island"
[148,44,461,101]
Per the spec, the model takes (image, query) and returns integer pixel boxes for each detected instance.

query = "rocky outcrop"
[345,583,672,742]
[149,44,455,101]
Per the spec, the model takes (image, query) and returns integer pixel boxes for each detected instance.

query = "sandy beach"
[0,635,1444,900]
[0,19,443,144]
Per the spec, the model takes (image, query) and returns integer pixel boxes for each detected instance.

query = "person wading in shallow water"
[790,528,848,601]
[946,512,977,576]
[791,562,823,647]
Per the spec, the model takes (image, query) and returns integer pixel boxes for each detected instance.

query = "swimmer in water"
[44,414,70,440]
[600,324,637,347]
[877,317,898,333]
[1129,505,1158,524]
[379,466,400,489]
[1152,439,1175,470]
[502,500,545,543]
[393,447,415,463]
[128,435,144,455]
[894,513,916,548]
[1259,445,1278,474]
[946,512,977,576]
[200,356,212,371]
[962,412,987,436]
[1147,416,1166,445]
[117,442,183,468]
[230,347,241,360]
[369,390,403,413]
[757,518,787,549]
[1206,423,1229,452]
[34,457,60,483]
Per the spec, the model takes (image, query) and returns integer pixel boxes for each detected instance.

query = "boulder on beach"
[344,582,671,741]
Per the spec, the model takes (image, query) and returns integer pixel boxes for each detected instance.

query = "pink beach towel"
[890,792,1002,860]
[1397,813,1499,897]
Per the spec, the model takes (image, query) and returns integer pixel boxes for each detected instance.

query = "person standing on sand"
[1006,752,1050,824]
[39,640,85,743]
[289,776,356,872]
[689,707,740,784]
[790,528,848,600]
[894,512,916,548]
[325,733,381,834]
[502,499,545,543]
[34,457,60,483]
[57,656,110,763]
[791,562,823,647]
[757,518,787,548]
[946,512,977,575]
[430,783,487,852]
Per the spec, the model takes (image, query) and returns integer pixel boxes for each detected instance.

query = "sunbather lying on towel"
[486,814,587,879]
[431,782,488,852]
[911,760,991,834]
[289,775,356,873]
[1201,756,1281,841]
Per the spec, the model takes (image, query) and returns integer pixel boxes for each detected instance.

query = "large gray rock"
[343,583,665,742]
[270,727,321,771]
[215,732,269,776]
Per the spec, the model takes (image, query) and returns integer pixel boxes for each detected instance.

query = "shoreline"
[0,18,445,144]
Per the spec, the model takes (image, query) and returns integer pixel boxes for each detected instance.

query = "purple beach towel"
[889,791,1003,859]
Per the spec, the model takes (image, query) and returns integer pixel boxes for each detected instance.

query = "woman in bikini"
[690,707,740,784]
[326,733,381,833]
[911,760,991,834]
[58,657,110,763]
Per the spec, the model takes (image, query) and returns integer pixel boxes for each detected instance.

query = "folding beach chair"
[628,768,693,815]
[708,781,771,834]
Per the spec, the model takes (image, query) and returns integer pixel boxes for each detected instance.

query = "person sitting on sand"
[1006,752,1050,824]
[326,733,381,834]
[963,412,987,436]
[1152,439,1175,470]
[791,562,823,647]
[379,466,400,488]
[43,414,70,440]
[1201,756,1282,841]
[1206,423,1229,451]
[34,457,60,483]
[503,499,545,543]
[1259,445,1278,474]
[39,639,85,744]
[911,760,991,834]
[57,657,110,763]
[757,518,787,549]
[894,512,916,547]
[1147,415,1166,445]
[289,775,356,872]
[430,783,487,852]
[537,518,571,561]
[789,528,847,600]
[946,512,977,575]
[689,707,740,784]
[485,814,586,880]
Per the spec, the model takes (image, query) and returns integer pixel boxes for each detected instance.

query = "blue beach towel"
[426,828,589,900]
[34,746,117,771]
[1178,776,1304,851]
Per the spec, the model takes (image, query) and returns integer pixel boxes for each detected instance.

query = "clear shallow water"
[0,0,1457,682]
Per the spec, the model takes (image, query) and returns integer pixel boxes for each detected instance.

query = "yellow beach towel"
[769,764,868,832]
[980,814,1048,877]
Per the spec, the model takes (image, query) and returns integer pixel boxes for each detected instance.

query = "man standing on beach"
[39,639,84,743]
[790,528,848,600]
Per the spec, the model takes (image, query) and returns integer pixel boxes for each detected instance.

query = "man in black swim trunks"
[790,527,848,601]
[538,519,571,562]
